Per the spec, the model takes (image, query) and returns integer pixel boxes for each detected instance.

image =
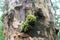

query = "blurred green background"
[0,0,5,40]
[51,0,60,40]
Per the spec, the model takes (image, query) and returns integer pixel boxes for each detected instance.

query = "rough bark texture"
[4,0,58,40]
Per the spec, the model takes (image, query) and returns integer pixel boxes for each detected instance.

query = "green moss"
[21,14,36,32]
[26,14,36,26]
[21,21,29,32]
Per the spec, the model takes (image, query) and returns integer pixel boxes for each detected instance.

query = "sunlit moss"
[21,14,36,32]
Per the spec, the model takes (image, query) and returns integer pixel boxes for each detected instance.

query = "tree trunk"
[4,0,58,40]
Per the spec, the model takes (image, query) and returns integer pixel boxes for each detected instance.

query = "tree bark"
[4,0,58,40]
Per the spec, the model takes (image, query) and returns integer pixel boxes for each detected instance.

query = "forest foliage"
[0,0,5,40]
[51,0,60,39]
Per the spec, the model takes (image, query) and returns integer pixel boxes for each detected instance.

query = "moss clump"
[26,14,36,26]
[21,14,36,32]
